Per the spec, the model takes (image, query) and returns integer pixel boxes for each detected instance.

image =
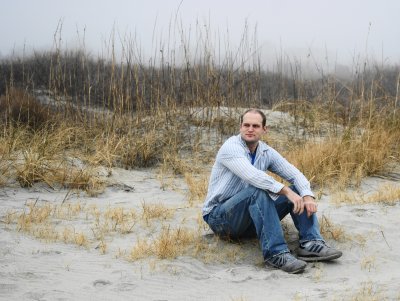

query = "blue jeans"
[204,186,323,260]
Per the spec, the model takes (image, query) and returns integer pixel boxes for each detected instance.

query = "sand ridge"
[1,165,400,300]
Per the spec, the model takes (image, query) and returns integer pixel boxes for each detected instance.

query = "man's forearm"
[278,186,304,215]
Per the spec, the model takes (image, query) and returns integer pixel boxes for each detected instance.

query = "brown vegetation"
[0,28,399,267]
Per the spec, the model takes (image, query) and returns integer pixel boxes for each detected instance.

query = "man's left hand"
[303,195,318,218]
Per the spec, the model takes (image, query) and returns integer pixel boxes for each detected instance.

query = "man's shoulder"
[258,139,269,149]
[221,135,243,148]
[218,135,244,153]
[259,141,280,156]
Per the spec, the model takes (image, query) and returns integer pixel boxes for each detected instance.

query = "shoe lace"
[302,240,328,253]
[303,240,326,248]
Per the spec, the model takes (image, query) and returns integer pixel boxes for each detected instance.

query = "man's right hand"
[279,186,304,215]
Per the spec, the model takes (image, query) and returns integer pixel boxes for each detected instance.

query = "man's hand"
[279,186,304,215]
[279,187,317,217]
[303,195,318,217]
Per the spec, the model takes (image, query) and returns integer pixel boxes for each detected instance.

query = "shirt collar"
[237,134,270,154]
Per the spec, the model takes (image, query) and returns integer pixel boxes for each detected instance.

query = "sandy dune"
[1,163,400,301]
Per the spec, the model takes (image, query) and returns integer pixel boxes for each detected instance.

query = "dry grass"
[5,197,255,264]
[0,122,106,194]
[311,262,324,281]
[0,88,53,130]
[318,215,347,242]
[9,201,90,247]
[1,88,399,197]
[283,122,400,190]
[1,25,400,276]
[7,201,131,249]
[348,281,385,301]
[141,202,174,224]
[153,226,195,259]
[128,225,245,263]
[6,200,217,260]
[103,206,137,233]
[0,87,201,192]
[329,183,400,205]
[366,183,400,204]
[129,238,153,260]
[360,255,376,272]
[185,172,209,204]
[129,226,196,261]
[0,19,399,193]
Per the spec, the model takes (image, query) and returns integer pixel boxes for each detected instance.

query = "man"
[202,108,342,274]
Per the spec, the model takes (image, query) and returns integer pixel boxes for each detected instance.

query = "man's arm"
[268,148,314,198]
[218,150,284,194]
[303,195,318,217]
[278,186,317,217]
[217,138,317,217]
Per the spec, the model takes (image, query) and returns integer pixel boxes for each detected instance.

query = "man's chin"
[243,138,258,144]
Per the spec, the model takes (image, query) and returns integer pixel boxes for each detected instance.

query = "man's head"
[239,109,267,151]
[240,109,266,127]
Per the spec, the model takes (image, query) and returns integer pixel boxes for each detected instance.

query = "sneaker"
[265,252,307,274]
[297,240,342,262]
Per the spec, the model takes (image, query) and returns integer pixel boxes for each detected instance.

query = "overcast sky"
[1,0,399,70]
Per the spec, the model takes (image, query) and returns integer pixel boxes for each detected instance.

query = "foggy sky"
[1,0,399,72]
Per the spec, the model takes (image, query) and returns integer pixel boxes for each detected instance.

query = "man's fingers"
[293,201,301,214]
[304,201,317,206]
[305,202,317,211]
[306,205,313,217]
[293,201,299,213]
[298,202,304,215]
[292,199,319,215]
[292,199,304,215]
[304,201,318,217]
[288,192,308,215]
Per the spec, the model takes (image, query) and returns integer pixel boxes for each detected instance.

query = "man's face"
[240,112,267,146]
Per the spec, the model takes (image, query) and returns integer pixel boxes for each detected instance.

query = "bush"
[0,88,52,130]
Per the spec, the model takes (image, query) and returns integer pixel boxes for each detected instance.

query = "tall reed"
[0,21,399,192]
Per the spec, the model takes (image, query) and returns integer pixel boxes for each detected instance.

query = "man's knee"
[235,186,261,201]
[251,187,272,201]
[246,185,258,196]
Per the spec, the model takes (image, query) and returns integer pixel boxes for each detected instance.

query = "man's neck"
[247,142,258,154]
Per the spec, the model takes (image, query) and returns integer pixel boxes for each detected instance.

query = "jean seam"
[252,195,271,258]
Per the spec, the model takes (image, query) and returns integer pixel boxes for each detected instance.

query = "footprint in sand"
[93,279,112,287]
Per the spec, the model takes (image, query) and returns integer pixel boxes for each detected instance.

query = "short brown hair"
[240,109,266,127]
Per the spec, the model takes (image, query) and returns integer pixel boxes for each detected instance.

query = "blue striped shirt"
[202,134,314,216]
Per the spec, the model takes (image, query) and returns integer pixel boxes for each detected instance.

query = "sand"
[1,165,400,301]
[1,106,400,301]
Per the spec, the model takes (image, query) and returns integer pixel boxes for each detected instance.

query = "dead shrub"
[0,88,53,129]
